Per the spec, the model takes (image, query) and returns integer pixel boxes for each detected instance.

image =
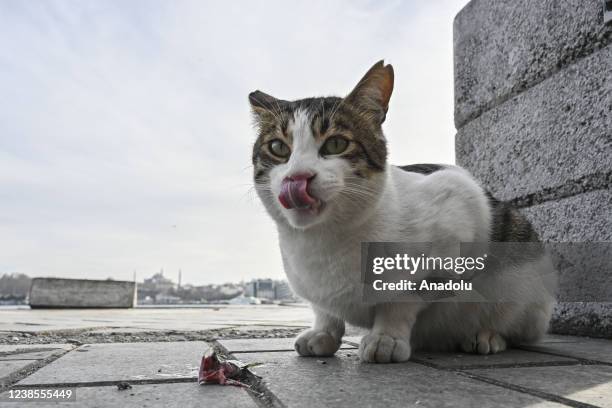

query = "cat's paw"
[359,333,411,363]
[461,330,507,354]
[294,329,341,357]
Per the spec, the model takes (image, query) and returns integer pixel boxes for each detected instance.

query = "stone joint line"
[509,171,612,209]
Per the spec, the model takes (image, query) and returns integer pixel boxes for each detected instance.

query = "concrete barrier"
[455,1,612,337]
[29,278,137,308]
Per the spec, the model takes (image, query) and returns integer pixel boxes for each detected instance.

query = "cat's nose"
[286,172,315,182]
[279,172,317,209]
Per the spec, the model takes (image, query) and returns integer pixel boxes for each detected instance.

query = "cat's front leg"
[360,303,422,363]
[295,306,345,357]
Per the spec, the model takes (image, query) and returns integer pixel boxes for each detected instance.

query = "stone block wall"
[454,0,611,337]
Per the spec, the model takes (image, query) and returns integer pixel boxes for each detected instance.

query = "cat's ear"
[249,90,283,119]
[345,60,394,124]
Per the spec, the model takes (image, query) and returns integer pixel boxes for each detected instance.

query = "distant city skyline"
[0,271,295,305]
[1,0,468,285]
[0,270,282,287]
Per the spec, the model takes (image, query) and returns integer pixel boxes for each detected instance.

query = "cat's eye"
[268,139,291,158]
[320,136,349,156]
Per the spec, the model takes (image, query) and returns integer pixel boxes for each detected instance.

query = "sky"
[0,0,469,285]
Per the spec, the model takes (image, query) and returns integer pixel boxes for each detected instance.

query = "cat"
[249,60,556,363]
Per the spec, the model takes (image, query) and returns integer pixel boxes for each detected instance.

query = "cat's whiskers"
[342,182,382,197]
[337,188,378,205]
[328,97,344,124]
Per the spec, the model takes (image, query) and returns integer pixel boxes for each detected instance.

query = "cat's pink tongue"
[278,176,316,210]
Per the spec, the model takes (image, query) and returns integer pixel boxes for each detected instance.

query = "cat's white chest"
[279,231,374,326]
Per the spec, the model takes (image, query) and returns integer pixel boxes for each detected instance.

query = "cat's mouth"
[278,177,324,215]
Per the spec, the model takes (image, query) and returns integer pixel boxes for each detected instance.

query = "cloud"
[0,0,468,284]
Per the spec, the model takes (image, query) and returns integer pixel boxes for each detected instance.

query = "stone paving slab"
[536,335,584,344]
[237,351,565,408]
[468,364,612,408]
[4,337,608,407]
[19,342,208,385]
[0,344,74,353]
[0,349,65,361]
[219,337,356,353]
[0,383,256,407]
[342,334,588,347]
[341,335,584,368]
[520,337,612,364]
[1,360,36,380]
[0,305,313,332]
[412,349,579,369]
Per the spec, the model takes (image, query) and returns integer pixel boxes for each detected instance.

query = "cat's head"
[250,61,393,230]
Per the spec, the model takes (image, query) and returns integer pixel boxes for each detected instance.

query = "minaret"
[178,269,182,289]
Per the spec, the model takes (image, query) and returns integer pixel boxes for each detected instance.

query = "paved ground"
[0,305,313,332]
[0,305,313,345]
[0,307,611,407]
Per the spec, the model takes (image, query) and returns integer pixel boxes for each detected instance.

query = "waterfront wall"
[29,278,137,308]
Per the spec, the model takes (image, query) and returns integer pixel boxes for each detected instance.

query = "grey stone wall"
[29,278,137,308]
[454,0,611,337]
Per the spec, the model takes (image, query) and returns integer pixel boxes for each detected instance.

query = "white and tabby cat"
[250,61,556,363]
